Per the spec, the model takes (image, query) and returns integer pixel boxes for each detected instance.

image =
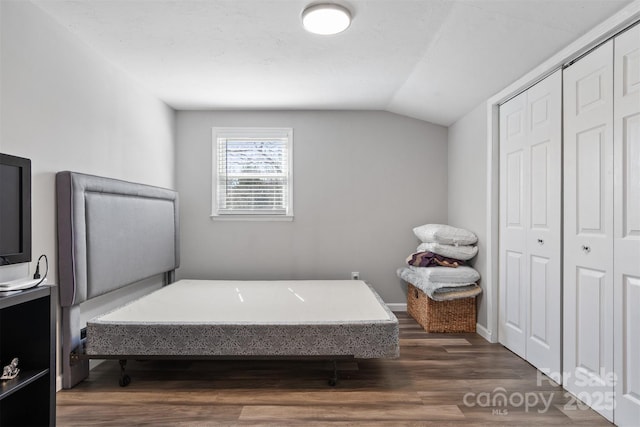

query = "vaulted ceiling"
[33,0,634,126]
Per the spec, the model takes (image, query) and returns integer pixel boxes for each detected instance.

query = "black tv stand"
[0,286,55,426]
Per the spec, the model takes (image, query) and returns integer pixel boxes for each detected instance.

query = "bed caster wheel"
[119,374,131,387]
[328,378,337,387]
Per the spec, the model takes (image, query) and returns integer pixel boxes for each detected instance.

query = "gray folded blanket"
[397,266,482,301]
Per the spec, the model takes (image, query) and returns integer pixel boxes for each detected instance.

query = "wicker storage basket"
[407,283,476,333]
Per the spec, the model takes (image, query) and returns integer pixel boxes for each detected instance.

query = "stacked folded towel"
[397,224,482,301]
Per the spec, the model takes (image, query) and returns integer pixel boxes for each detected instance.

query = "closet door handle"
[537,239,544,245]
[582,245,591,254]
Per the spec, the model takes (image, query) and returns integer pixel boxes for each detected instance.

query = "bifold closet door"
[499,90,528,359]
[499,70,562,376]
[563,40,614,422]
[613,24,640,426]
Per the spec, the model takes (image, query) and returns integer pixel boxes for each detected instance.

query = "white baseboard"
[475,323,497,343]
[387,303,407,311]
[56,374,62,392]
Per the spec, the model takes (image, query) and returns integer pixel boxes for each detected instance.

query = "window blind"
[216,137,290,215]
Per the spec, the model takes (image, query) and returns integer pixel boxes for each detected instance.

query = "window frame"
[211,127,294,221]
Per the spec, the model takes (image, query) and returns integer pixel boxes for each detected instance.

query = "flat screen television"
[0,153,32,266]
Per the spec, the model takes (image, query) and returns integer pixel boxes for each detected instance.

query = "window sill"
[210,214,294,222]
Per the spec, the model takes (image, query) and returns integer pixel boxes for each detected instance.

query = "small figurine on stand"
[1,358,19,380]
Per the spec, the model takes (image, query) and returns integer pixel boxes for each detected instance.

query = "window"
[212,127,293,220]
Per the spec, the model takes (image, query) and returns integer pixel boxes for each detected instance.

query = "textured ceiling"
[33,0,634,126]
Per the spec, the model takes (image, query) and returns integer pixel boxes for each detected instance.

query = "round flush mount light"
[302,3,352,35]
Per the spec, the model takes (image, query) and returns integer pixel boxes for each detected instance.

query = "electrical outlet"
[351,272,359,280]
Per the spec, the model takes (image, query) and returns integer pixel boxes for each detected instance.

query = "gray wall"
[447,102,489,329]
[0,0,176,384]
[0,0,176,285]
[176,110,448,304]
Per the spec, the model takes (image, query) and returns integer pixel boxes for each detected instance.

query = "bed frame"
[56,172,398,389]
[57,171,180,388]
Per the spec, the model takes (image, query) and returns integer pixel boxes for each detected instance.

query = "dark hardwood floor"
[56,312,611,426]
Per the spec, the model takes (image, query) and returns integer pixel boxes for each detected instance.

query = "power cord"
[27,254,48,289]
[33,254,48,280]
[0,255,48,293]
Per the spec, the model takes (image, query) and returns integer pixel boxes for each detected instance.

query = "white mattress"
[97,279,393,323]
[86,280,399,359]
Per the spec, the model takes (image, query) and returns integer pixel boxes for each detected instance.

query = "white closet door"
[614,24,640,427]
[524,70,562,377]
[500,90,528,359]
[499,70,562,377]
[563,40,615,422]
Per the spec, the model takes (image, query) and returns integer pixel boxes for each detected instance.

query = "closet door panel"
[500,91,528,358]
[500,70,561,375]
[622,115,640,236]
[620,277,640,402]
[529,255,550,341]
[525,70,562,376]
[506,152,524,227]
[614,24,640,426]
[505,251,525,334]
[530,143,549,227]
[576,126,608,236]
[563,39,614,422]
[575,267,607,373]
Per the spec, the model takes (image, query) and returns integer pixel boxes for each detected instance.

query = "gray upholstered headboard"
[56,171,180,307]
[56,171,180,388]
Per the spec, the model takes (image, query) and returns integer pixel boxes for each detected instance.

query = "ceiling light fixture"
[302,3,352,35]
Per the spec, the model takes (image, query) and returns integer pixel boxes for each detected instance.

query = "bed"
[56,171,399,388]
